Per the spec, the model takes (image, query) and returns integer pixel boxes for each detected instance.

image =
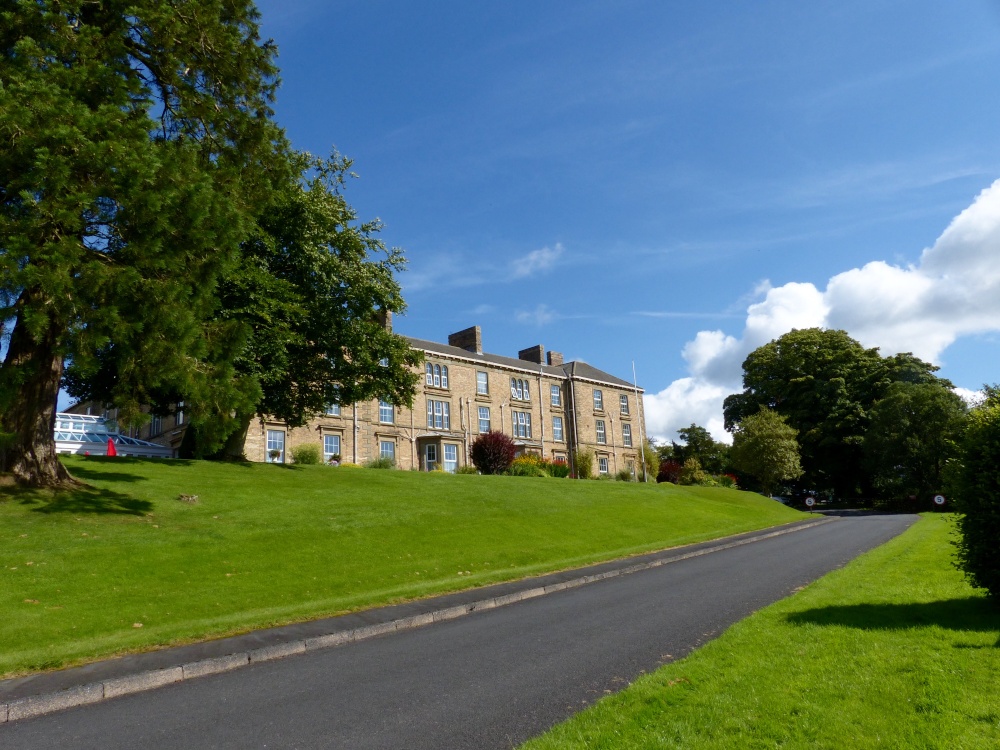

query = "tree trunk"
[1,308,77,487]
[213,412,254,461]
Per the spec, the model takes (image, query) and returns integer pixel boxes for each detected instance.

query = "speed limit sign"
[805,497,816,508]
[933,495,946,506]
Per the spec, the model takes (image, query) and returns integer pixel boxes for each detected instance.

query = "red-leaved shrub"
[657,459,682,484]
[470,431,517,475]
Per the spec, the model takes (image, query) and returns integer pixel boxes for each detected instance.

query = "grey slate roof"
[404,336,641,391]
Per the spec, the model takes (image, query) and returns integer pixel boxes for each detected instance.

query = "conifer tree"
[1,0,285,485]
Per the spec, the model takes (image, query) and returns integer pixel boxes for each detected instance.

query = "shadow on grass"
[1,484,152,515]
[787,598,1000,646]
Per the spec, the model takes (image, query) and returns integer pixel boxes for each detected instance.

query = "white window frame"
[325,403,341,416]
[476,371,489,395]
[425,443,437,469]
[596,420,606,444]
[427,399,451,430]
[513,411,532,439]
[379,400,394,424]
[622,422,633,447]
[425,363,449,389]
[620,394,630,415]
[593,389,603,412]
[510,378,530,401]
[550,385,561,407]
[176,402,184,426]
[443,444,458,473]
[266,430,285,463]
[598,456,609,475]
[323,434,341,461]
[478,406,490,433]
[552,416,564,442]
[379,440,395,461]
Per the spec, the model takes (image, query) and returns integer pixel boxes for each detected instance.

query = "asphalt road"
[1,514,916,749]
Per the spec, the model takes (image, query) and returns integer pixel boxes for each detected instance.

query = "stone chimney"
[518,344,545,364]
[448,325,482,354]
[546,351,564,366]
[376,309,392,332]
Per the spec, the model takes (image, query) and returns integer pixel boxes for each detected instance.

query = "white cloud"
[644,179,1000,444]
[516,304,558,326]
[510,243,564,279]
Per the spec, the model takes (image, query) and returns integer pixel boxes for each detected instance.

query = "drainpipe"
[352,403,358,464]
[410,407,415,470]
[465,398,471,466]
[537,365,545,458]
[632,361,647,483]
[609,414,618,475]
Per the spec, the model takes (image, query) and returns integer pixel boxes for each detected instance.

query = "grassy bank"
[522,514,1000,750]
[0,456,801,678]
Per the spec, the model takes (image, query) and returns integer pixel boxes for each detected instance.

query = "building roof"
[405,336,641,391]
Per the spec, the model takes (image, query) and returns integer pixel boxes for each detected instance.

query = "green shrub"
[616,468,634,482]
[716,473,739,489]
[470,431,517,474]
[508,457,549,477]
[291,444,321,465]
[573,449,594,480]
[678,457,707,485]
[364,456,396,469]
[953,389,1000,598]
[548,460,571,478]
[455,465,479,475]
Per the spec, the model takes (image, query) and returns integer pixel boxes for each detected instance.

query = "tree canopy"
[672,423,730,474]
[723,328,948,499]
[0,1,418,483]
[729,408,803,497]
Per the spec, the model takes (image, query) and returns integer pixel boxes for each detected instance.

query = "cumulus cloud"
[510,243,564,279]
[644,179,1000,444]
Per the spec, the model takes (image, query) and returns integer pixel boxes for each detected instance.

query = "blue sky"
[253,0,1000,441]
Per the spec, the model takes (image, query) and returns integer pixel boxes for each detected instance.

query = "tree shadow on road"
[786,598,1000,647]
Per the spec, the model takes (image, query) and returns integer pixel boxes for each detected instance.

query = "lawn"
[0,456,802,678]
[521,513,1000,750]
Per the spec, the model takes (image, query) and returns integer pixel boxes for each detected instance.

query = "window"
[266,430,285,463]
[552,416,564,442]
[425,444,437,469]
[379,400,394,424]
[176,402,184,426]
[380,440,395,461]
[550,385,561,407]
[510,378,530,401]
[443,444,458,473]
[150,415,162,436]
[427,399,451,430]
[622,423,633,447]
[593,389,604,411]
[513,411,532,439]
[478,406,491,433]
[476,371,489,395]
[596,420,606,444]
[323,434,341,461]
[598,456,609,475]
[620,394,630,415]
[325,403,341,416]
[425,363,448,389]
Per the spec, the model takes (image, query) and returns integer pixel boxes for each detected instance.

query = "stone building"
[70,325,648,476]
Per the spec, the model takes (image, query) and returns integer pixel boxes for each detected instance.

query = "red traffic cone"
[107,438,118,457]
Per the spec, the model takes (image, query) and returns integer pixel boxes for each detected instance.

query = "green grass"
[521,514,1000,750]
[0,456,802,678]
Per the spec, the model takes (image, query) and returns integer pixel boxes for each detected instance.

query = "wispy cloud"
[632,310,741,320]
[510,243,564,279]
[516,304,558,326]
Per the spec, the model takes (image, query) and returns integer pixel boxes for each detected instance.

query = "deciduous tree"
[729,408,803,497]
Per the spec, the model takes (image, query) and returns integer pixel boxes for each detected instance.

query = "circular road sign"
[805,496,816,508]
[933,494,946,506]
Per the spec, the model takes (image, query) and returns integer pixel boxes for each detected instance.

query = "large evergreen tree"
[0,0,286,485]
